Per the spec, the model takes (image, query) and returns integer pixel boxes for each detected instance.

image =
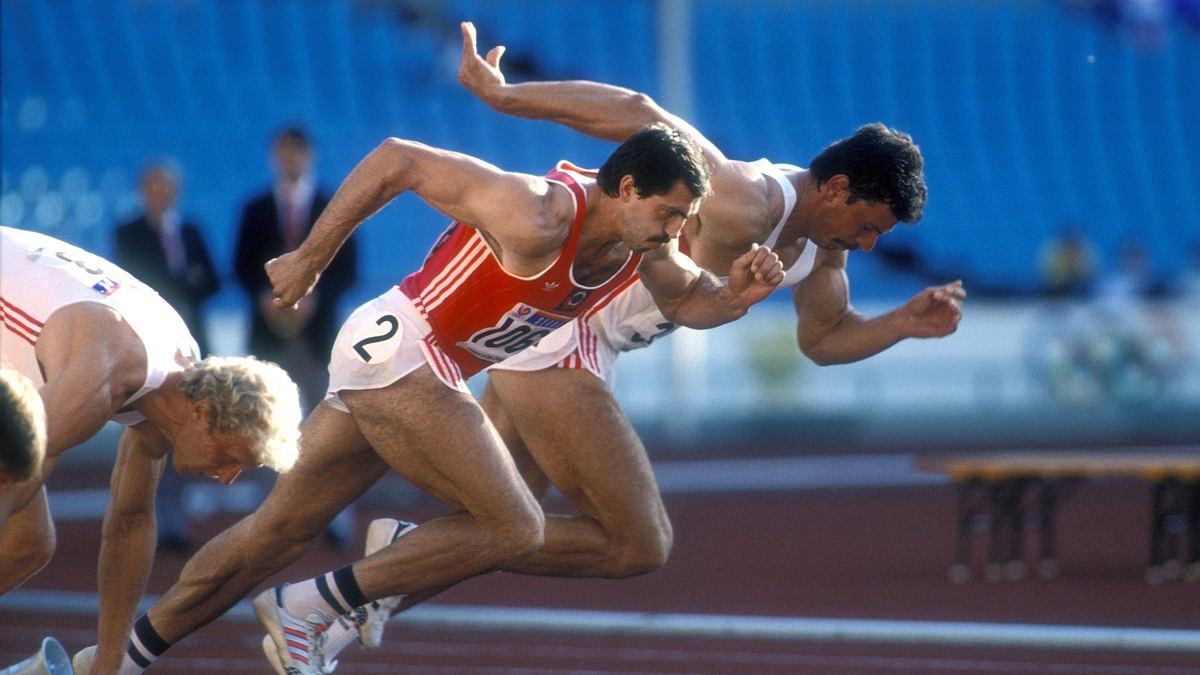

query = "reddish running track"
[3,474,1199,673]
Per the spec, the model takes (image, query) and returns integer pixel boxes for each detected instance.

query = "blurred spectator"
[233,127,358,548]
[1177,240,1200,301]
[1032,239,1183,407]
[1124,0,1168,47]
[1064,0,1123,28]
[1038,224,1097,298]
[1095,239,1154,315]
[1063,0,1179,46]
[114,162,221,552]
[1178,0,1200,31]
[115,163,220,354]
[233,127,357,413]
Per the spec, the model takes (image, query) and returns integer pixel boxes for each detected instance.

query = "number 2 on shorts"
[353,315,400,362]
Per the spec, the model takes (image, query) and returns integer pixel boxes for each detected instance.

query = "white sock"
[122,614,171,673]
[322,614,361,661]
[119,651,146,675]
[280,568,362,622]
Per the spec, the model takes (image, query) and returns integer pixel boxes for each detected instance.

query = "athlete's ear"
[822,174,851,203]
[618,174,639,202]
[190,399,211,429]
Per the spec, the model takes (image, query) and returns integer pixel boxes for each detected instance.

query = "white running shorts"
[325,287,468,412]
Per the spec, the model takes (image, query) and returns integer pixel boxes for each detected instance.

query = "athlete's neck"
[785,170,820,243]
[574,187,634,287]
[130,373,188,439]
[577,183,625,251]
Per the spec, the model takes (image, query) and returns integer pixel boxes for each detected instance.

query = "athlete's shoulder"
[697,161,777,245]
[711,160,777,206]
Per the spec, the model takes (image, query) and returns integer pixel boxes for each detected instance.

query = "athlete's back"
[0,226,198,408]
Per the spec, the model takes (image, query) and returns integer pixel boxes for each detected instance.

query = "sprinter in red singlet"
[292,26,972,664]
[88,121,784,674]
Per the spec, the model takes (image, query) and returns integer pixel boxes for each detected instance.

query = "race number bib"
[458,303,570,363]
[27,245,125,296]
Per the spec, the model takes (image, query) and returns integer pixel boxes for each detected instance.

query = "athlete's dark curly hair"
[810,123,926,223]
[598,123,710,200]
[0,369,45,483]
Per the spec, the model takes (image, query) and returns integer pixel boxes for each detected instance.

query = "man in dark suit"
[114,162,222,552]
[234,127,358,413]
[234,129,359,548]
[115,163,221,355]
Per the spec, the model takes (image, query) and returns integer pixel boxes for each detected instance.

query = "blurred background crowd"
[2,0,1198,543]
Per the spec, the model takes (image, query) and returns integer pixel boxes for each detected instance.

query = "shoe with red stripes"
[254,584,329,675]
[263,634,342,674]
[356,518,418,649]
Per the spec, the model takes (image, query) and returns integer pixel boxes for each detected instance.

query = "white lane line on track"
[3,632,1196,675]
[4,589,1200,654]
[3,623,1197,674]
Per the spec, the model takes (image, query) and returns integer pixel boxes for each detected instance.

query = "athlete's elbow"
[654,299,686,326]
[797,336,838,366]
[806,352,841,367]
[623,92,664,124]
[660,308,713,330]
[376,136,415,162]
[374,138,420,190]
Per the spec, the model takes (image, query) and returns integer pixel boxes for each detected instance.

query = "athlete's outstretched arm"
[0,304,143,593]
[793,249,966,365]
[91,425,168,675]
[640,241,784,329]
[266,137,564,308]
[458,21,727,167]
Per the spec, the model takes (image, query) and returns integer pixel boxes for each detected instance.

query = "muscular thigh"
[340,366,534,523]
[480,379,550,500]
[256,402,387,535]
[486,368,664,527]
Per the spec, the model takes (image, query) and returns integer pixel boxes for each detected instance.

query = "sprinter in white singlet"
[0,226,303,674]
[299,27,972,665]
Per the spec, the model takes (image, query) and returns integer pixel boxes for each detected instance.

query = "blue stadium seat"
[1,0,1196,297]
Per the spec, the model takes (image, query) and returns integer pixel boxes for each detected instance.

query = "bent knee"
[1,532,55,582]
[488,504,546,566]
[612,525,673,578]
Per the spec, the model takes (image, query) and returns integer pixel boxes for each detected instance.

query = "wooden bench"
[916,452,1200,583]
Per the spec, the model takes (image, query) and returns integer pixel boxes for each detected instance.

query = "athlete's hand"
[725,243,785,308]
[459,21,507,101]
[265,250,321,310]
[898,280,966,338]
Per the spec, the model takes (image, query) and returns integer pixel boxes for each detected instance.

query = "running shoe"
[253,584,329,675]
[71,645,95,673]
[357,518,417,648]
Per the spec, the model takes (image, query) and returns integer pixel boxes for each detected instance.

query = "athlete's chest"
[571,243,634,288]
[770,237,810,271]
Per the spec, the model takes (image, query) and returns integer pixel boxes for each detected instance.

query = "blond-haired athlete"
[0,226,302,674]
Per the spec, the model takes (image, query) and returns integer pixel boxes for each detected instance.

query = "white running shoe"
[253,584,329,675]
[71,645,96,673]
[356,518,417,649]
[262,634,341,674]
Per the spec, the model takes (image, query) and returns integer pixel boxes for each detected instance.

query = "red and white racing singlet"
[398,162,642,378]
